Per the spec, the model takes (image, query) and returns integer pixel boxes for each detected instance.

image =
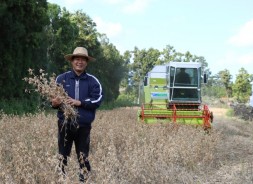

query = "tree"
[0,0,48,99]
[202,74,227,98]
[120,50,132,88]
[46,7,128,103]
[233,68,253,103]
[184,51,193,62]
[131,47,160,84]
[160,45,177,63]
[218,69,233,98]
[71,10,100,53]
[46,4,79,74]
[98,34,128,101]
[124,47,160,102]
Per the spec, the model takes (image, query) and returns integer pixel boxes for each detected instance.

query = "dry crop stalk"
[23,69,78,125]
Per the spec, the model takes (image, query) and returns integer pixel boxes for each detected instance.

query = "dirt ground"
[210,107,228,117]
[207,107,253,183]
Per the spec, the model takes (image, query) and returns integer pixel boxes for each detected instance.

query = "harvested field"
[0,107,252,183]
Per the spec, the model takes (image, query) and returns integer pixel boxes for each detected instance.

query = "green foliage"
[226,108,234,117]
[129,47,161,98]
[132,47,161,82]
[71,10,100,49]
[88,34,128,102]
[0,97,40,115]
[100,94,136,110]
[202,72,231,98]
[218,69,233,98]
[120,50,132,88]
[46,4,79,74]
[0,0,48,100]
[46,7,128,103]
[0,2,129,114]
[233,68,252,103]
[117,93,136,105]
[205,68,252,103]
[202,85,227,98]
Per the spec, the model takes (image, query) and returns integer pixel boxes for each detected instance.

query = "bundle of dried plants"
[23,69,78,124]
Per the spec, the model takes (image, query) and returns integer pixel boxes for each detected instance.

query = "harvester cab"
[138,61,212,129]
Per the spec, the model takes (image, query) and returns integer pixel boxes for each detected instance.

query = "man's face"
[71,56,88,73]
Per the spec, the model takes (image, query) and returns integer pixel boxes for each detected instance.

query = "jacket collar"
[70,70,87,79]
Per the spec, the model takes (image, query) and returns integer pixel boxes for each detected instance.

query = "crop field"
[0,107,253,183]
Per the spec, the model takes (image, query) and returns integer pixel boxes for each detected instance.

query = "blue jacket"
[56,70,103,126]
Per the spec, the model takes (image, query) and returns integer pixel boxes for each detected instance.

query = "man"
[174,68,191,98]
[175,68,191,84]
[51,47,103,182]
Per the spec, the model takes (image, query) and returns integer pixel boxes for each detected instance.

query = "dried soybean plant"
[23,68,78,124]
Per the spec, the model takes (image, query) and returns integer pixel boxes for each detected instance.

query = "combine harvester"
[138,61,213,129]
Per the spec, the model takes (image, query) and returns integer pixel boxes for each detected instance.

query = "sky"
[47,0,253,80]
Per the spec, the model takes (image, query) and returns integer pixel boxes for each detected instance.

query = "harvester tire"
[210,111,214,123]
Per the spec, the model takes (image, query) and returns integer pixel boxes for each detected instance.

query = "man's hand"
[66,97,81,106]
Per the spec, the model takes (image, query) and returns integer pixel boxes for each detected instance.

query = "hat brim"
[64,54,95,62]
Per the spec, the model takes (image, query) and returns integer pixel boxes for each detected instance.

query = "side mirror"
[203,73,207,84]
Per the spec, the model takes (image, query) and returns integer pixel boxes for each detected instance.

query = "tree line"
[0,1,129,113]
[0,0,252,114]
[204,68,253,103]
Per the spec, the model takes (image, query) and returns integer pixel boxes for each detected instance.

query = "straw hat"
[64,47,95,62]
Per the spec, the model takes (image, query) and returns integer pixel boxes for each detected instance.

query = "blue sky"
[47,0,253,80]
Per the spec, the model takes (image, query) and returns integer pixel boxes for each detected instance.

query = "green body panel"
[143,86,168,103]
[149,78,166,85]
[142,77,168,104]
